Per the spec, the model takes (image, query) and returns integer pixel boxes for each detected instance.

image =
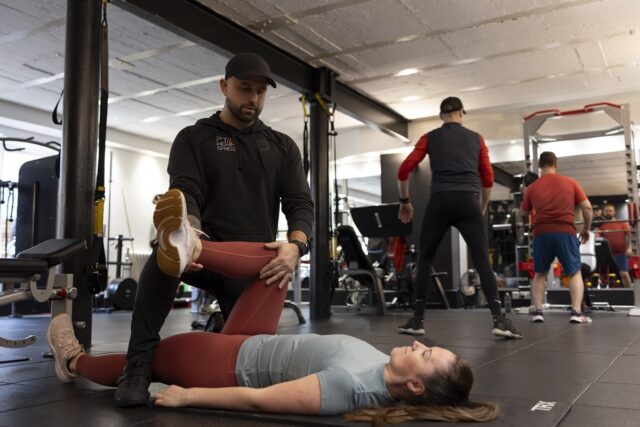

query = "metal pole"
[58,0,102,347]
[309,98,331,320]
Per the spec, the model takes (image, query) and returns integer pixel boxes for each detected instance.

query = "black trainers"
[398,317,425,335]
[113,360,152,408]
[530,309,545,323]
[492,316,523,339]
[204,311,225,333]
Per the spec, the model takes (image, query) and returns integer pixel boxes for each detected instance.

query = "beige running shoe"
[46,314,84,383]
[154,189,200,277]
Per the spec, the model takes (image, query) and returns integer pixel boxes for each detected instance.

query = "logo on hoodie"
[216,136,236,152]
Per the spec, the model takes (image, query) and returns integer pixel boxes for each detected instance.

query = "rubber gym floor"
[1,306,639,427]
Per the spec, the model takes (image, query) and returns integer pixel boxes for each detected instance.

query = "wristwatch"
[289,239,309,257]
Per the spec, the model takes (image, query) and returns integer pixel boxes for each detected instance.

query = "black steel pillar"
[309,99,331,319]
[58,0,102,346]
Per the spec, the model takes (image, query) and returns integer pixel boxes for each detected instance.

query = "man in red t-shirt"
[598,203,632,287]
[520,151,593,324]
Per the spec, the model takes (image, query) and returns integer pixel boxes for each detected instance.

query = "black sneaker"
[492,316,523,339]
[204,311,225,333]
[113,360,152,408]
[398,317,425,335]
[530,309,544,323]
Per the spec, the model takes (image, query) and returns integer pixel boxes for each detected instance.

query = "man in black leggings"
[396,96,522,339]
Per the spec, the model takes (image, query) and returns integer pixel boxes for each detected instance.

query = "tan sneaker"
[46,314,84,382]
[154,189,200,277]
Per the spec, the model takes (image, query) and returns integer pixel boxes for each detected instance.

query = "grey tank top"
[235,334,396,415]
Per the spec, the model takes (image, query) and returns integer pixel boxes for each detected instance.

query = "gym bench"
[0,239,86,360]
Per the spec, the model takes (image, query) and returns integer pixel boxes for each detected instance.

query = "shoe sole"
[46,318,74,383]
[397,328,425,336]
[153,189,186,278]
[492,328,523,339]
[114,395,150,408]
[530,317,544,323]
[570,317,593,323]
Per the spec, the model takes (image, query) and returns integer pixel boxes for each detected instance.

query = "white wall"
[104,148,169,258]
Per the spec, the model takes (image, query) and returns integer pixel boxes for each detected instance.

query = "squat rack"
[523,102,638,252]
[522,102,640,314]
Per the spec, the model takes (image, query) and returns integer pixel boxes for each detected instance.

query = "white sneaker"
[46,314,84,383]
[628,307,640,317]
[154,189,201,277]
[570,309,593,324]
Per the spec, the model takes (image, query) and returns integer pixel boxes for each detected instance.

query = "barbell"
[493,208,638,245]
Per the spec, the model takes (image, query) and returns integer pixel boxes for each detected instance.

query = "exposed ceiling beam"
[112,0,408,139]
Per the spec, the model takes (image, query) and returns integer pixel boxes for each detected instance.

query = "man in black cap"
[396,96,522,339]
[114,52,314,407]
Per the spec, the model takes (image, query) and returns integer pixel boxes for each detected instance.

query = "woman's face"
[389,340,456,381]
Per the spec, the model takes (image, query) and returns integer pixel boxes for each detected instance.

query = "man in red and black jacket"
[397,96,521,339]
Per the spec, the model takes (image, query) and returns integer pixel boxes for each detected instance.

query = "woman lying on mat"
[47,189,498,424]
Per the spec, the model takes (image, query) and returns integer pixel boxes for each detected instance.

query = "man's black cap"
[440,96,465,114]
[225,53,276,88]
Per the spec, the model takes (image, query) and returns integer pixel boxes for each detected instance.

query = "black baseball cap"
[225,53,276,88]
[440,96,465,114]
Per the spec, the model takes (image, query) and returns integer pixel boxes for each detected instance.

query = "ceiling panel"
[0,0,638,197]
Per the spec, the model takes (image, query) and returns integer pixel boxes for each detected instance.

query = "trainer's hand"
[184,262,204,273]
[580,230,590,244]
[398,202,413,224]
[260,241,299,288]
[155,385,189,408]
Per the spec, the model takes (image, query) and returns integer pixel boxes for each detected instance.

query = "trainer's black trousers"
[413,192,502,319]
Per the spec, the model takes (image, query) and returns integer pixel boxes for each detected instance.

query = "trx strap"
[52,91,63,125]
[87,0,109,294]
[300,95,310,177]
[314,93,339,229]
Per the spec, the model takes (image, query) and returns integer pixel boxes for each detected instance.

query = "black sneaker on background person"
[530,308,545,323]
[492,315,523,339]
[570,309,593,324]
[204,311,225,333]
[397,316,425,335]
[113,359,152,408]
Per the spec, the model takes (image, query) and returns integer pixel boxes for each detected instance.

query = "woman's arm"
[155,374,322,415]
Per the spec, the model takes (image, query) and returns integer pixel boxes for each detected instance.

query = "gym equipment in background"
[459,269,487,309]
[0,239,85,363]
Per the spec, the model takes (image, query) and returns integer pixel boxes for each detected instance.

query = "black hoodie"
[167,112,314,242]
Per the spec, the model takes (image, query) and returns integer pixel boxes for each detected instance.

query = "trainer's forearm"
[397,179,410,199]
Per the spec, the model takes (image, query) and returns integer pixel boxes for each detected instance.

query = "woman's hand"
[154,385,190,408]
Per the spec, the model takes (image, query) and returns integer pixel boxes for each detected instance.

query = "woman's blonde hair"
[344,356,499,425]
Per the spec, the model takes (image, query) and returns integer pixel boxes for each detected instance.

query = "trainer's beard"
[226,98,262,123]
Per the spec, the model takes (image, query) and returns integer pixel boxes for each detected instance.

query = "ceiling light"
[394,68,420,77]
[401,95,421,102]
[510,140,518,144]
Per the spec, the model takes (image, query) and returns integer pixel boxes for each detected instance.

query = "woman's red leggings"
[75,242,286,388]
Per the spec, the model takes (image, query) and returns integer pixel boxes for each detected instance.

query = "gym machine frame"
[0,239,86,362]
[522,102,640,313]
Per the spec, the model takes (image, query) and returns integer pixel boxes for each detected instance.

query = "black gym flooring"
[1,306,639,427]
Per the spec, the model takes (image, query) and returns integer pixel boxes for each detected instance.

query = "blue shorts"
[533,233,581,275]
[613,254,629,272]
